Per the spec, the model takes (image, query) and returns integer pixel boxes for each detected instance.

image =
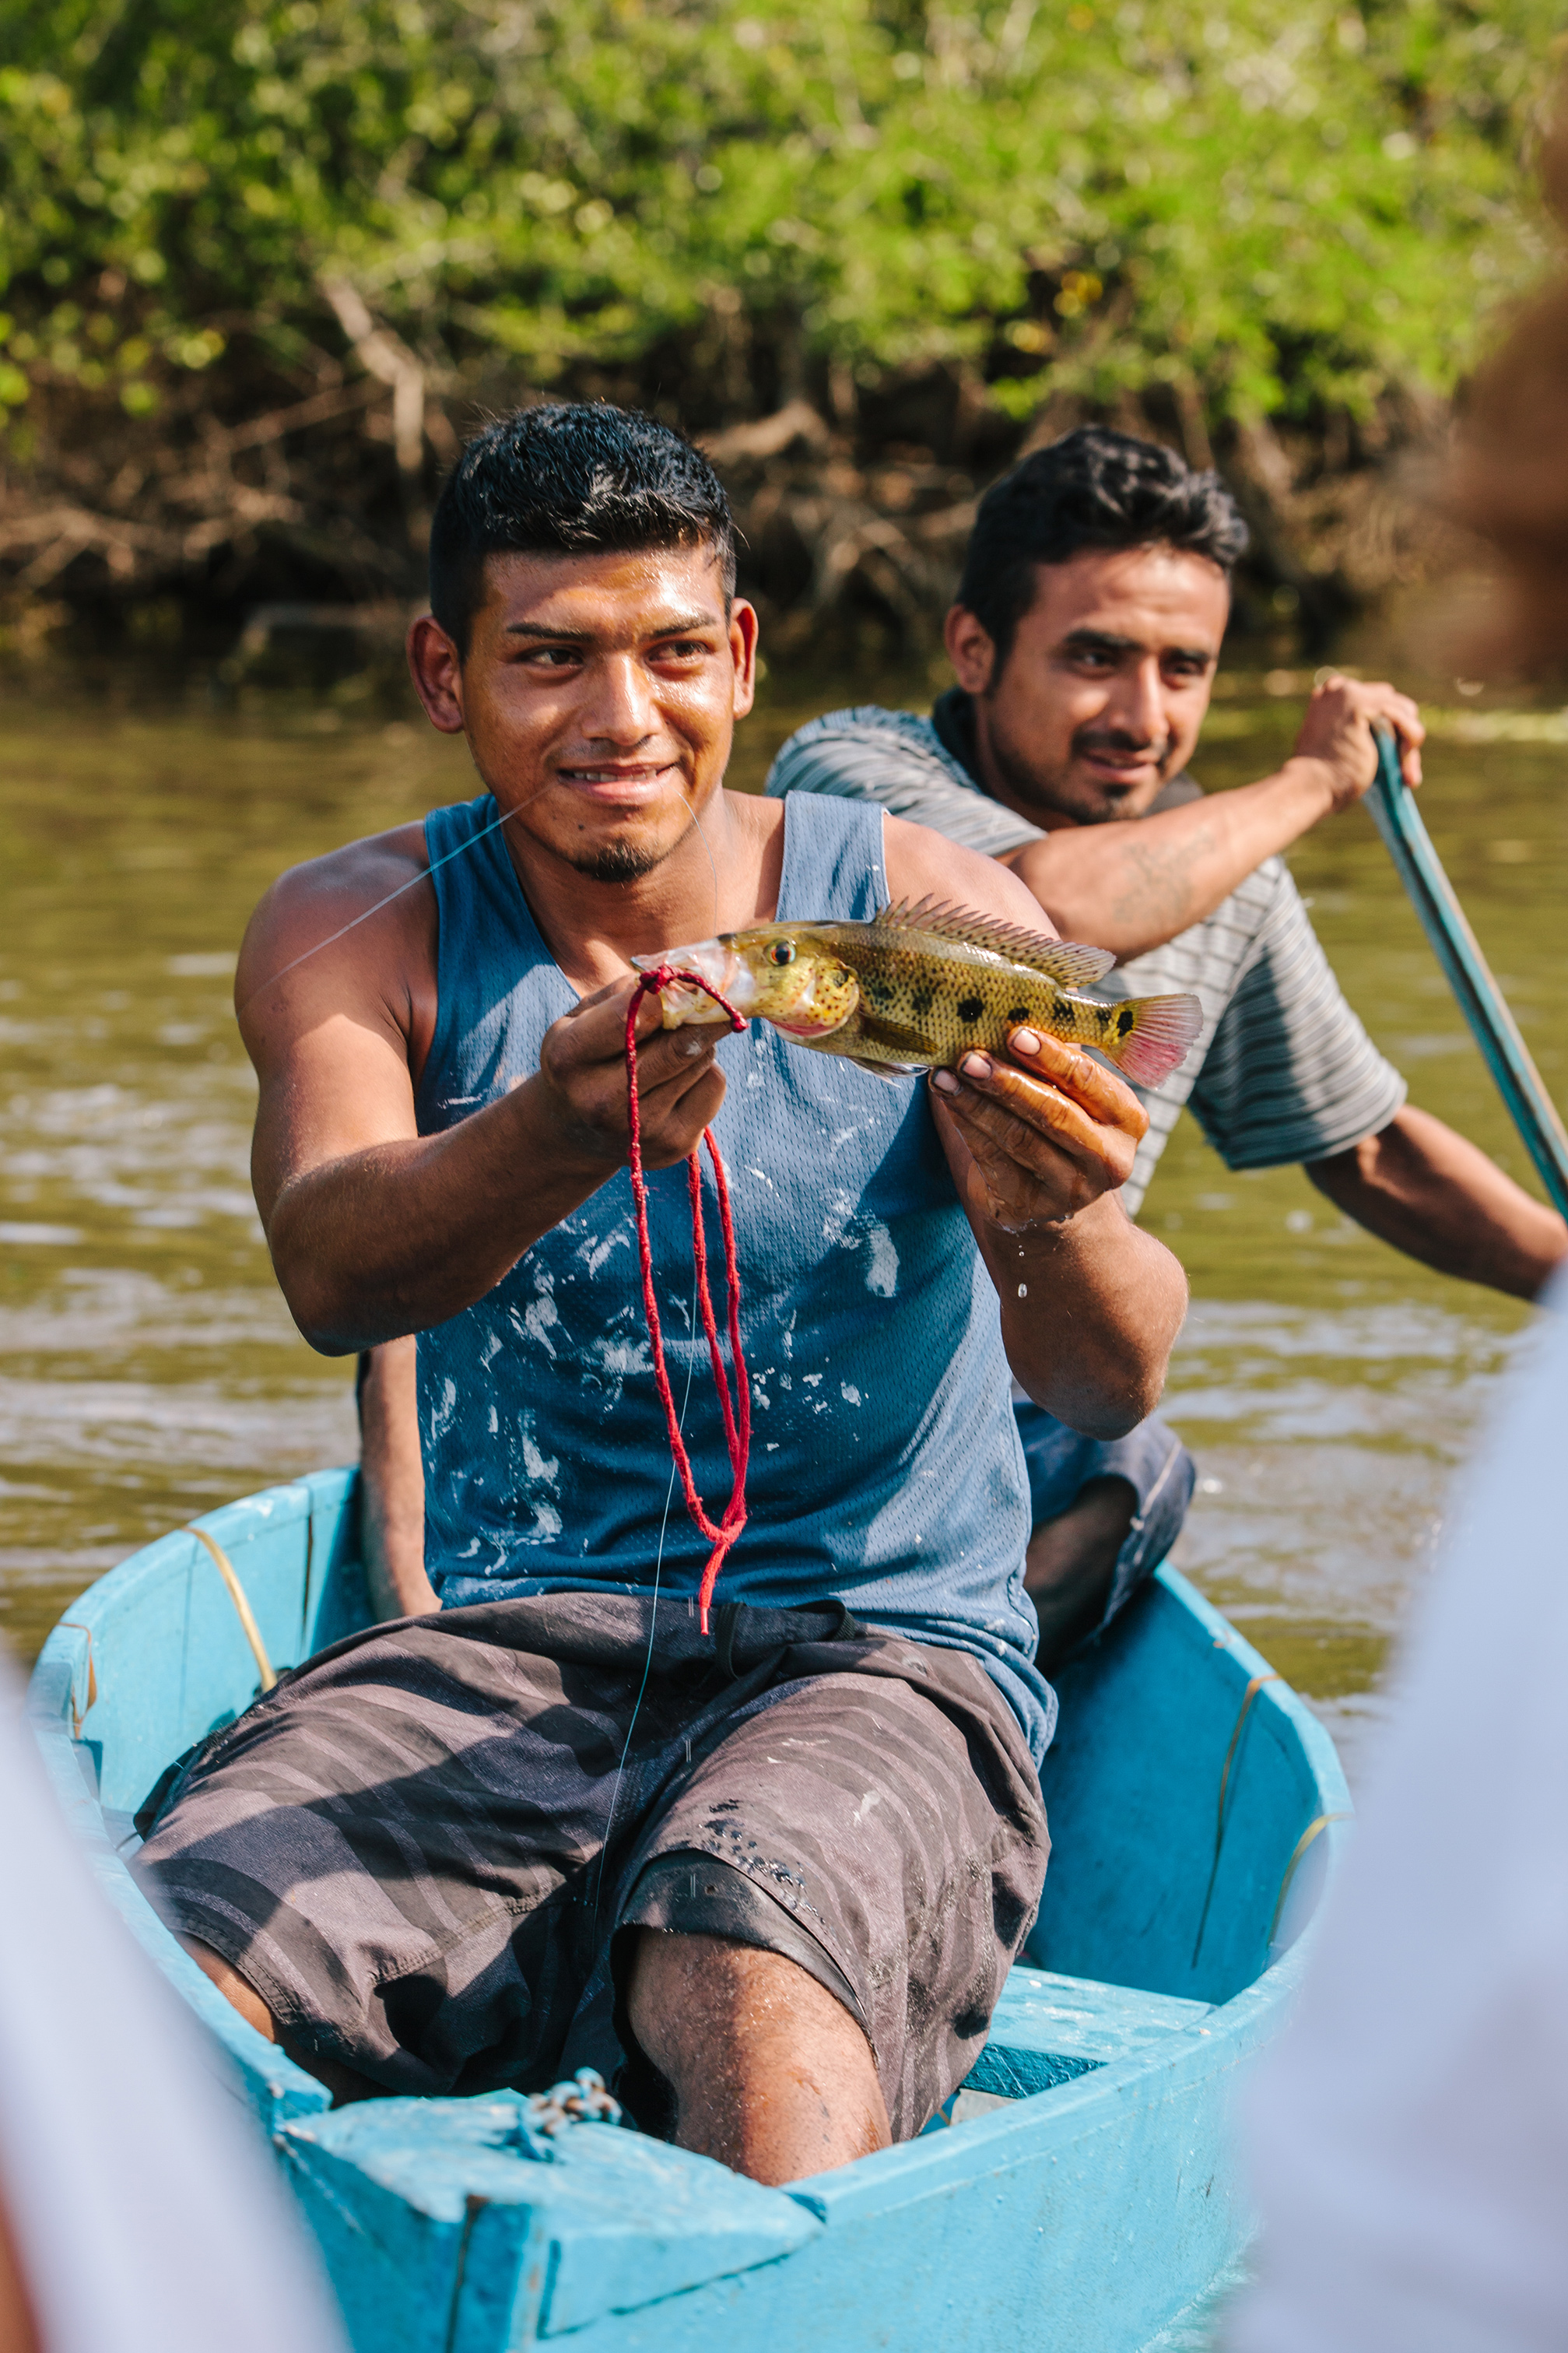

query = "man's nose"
[1106,658,1166,744]
[581,653,657,744]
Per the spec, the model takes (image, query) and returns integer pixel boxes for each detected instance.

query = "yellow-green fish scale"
[805,931,1137,1069]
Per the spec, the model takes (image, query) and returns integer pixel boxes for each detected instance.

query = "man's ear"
[729,599,760,718]
[407,614,467,735]
[944,604,998,696]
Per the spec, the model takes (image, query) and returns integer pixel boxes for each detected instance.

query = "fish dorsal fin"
[869,897,1116,989]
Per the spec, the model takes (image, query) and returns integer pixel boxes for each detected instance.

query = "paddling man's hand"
[1293,676,1425,806]
[535,977,726,1174]
[930,1030,1147,1235]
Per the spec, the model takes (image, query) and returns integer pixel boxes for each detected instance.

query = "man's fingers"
[997,1031,1149,1136]
[1311,676,1426,794]
[552,982,722,1095]
[553,973,662,1062]
[935,1040,1146,1150]
[932,1062,1129,1182]
[1363,687,1425,788]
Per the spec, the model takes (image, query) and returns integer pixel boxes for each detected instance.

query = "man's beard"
[565,832,672,884]
[991,714,1176,825]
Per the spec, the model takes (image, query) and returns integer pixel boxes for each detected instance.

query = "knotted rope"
[625,968,751,1635]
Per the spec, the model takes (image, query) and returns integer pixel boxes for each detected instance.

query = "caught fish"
[633,898,1203,1089]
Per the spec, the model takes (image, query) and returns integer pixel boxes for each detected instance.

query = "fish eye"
[767,941,797,966]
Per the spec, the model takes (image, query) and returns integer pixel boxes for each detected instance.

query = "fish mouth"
[631,939,757,1022]
[631,939,855,1036]
[770,1011,843,1036]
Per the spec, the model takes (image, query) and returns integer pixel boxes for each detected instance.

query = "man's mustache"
[1071,727,1175,773]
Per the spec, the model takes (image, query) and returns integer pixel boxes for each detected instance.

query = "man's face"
[946,544,1229,826]
[408,543,756,883]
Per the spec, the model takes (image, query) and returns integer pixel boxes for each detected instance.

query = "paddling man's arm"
[1007,679,1423,961]
[1307,1105,1568,1299]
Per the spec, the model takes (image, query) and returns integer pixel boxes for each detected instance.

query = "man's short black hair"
[956,427,1249,673]
[429,402,737,655]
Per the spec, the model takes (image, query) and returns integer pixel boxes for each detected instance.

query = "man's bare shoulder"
[236,820,434,1029]
[881,809,1065,942]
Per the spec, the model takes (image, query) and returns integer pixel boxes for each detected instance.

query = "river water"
[2,655,1563,1792]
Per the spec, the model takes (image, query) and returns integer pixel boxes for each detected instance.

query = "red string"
[625,969,751,1634]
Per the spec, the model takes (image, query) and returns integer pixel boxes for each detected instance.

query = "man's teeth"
[564,767,665,783]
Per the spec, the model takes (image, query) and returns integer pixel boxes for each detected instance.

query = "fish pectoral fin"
[871,897,1116,988]
[853,1010,935,1061]
[845,1054,917,1083]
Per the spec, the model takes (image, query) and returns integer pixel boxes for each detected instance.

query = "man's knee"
[1026,1473,1138,1663]
[179,1936,282,2041]
[178,1937,377,2107]
[625,1929,889,2183]
[1026,1473,1138,1596]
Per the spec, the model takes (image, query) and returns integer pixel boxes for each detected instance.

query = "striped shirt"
[764,701,1406,1216]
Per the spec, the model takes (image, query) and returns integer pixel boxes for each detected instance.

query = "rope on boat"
[188,1526,278,1692]
[524,2068,624,2136]
[514,2067,627,2161]
[57,1622,99,1737]
[1191,1672,1279,1968]
[624,968,752,1636]
[1267,1810,1352,1948]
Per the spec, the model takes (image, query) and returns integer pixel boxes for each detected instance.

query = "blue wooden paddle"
[1367,722,1568,1218]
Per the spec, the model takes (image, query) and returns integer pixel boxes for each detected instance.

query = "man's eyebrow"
[502,612,719,642]
[1058,627,1217,663]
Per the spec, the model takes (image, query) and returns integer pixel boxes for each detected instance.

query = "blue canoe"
[28,1470,1349,2352]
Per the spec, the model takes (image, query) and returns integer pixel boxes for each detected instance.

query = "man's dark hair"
[956,427,1249,673]
[429,402,737,655]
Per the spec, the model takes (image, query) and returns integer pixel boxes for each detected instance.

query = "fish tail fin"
[1101,992,1204,1087]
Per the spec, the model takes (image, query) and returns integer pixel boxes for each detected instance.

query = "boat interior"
[32,1465,1349,2133]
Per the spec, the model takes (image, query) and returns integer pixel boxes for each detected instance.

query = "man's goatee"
[568,835,668,883]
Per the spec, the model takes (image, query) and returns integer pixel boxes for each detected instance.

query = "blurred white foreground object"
[0,1666,348,2353]
[1232,1270,1568,2352]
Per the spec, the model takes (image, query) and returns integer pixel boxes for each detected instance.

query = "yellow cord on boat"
[1191,1672,1280,1968]
[58,1621,98,1737]
[189,1526,277,1693]
[1267,1810,1352,1948]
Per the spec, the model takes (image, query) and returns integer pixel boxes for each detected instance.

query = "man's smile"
[1075,734,1171,783]
[554,760,682,795]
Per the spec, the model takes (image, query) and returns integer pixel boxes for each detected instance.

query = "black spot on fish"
[1117,1006,1136,1037]
[1006,1005,1029,1025]
[912,987,935,1015]
[957,995,984,1024]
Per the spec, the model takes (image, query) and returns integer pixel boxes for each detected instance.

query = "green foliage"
[0,0,1562,438]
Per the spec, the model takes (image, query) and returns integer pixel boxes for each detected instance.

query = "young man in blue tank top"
[137,406,1186,2183]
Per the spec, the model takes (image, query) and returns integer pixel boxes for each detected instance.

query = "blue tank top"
[413,789,1056,1765]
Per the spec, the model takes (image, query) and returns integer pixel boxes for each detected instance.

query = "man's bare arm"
[883,814,1188,1434]
[1307,1105,1568,1300]
[1006,678,1425,960]
[237,841,728,1353]
[358,1340,437,1618]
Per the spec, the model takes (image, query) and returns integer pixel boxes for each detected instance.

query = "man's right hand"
[535,976,728,1176]
[1291,676,1425,809]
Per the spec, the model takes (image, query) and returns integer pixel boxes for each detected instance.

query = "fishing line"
[674,786,722,937]
[590,1266,700,1944]
[236,794,527,1013]
[239,774,726,1014]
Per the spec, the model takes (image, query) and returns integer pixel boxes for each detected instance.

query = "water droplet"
[1017,1282,1028,1298]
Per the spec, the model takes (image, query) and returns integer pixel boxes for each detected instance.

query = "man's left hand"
[930,1028,1147,1234]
